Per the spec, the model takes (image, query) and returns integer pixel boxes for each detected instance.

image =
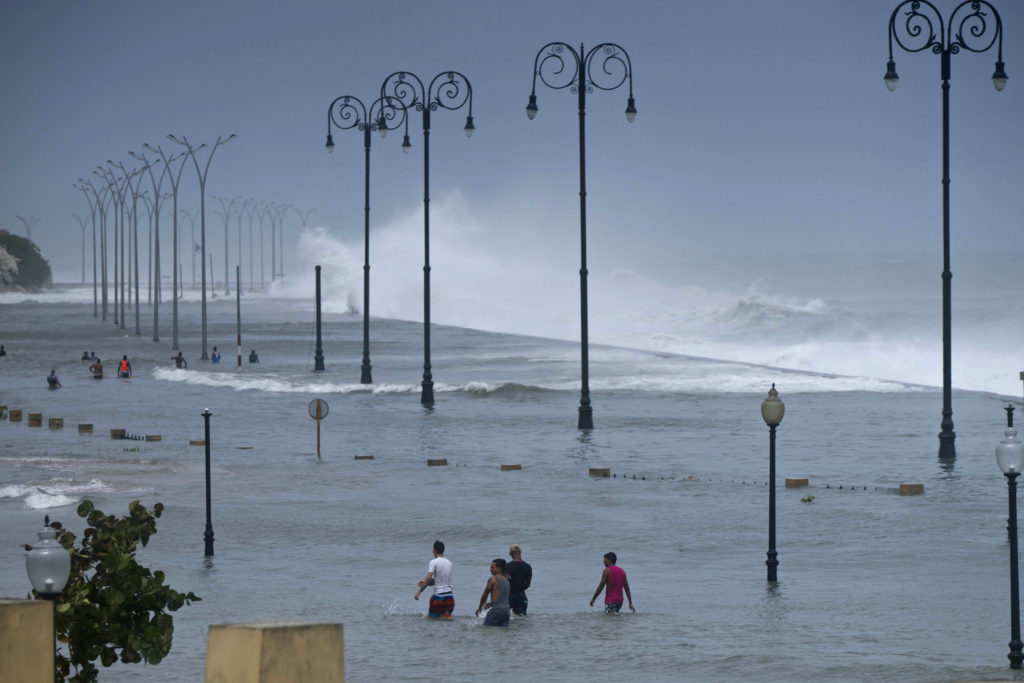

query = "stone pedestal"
[0,599,54,682]
[204,621,344,683]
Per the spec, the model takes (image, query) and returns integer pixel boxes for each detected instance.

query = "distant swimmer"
[590,552,635,614]
[118,355,132,379]
[248,349,259,363]
[89,358,103,379]
[171,352,188,369]
[47,369,62,389]
[507,544,532,616]
[211,346,221,363]
[90,351,96,360]
[475,558,511,626]
[414,540,454,618]
[0,345,6,356]
[81,351,90,361]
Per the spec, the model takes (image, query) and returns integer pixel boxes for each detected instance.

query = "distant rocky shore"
[0,230,52,292]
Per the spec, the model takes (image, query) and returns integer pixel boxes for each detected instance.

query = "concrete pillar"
[204,622,344,683]
[0,599,54,683]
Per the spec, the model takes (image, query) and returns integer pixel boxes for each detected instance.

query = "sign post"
[307,398,330,460]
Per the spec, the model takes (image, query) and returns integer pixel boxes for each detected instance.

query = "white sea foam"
[0,478,109,510]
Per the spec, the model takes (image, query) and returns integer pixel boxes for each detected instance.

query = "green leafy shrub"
[30,500,200,682]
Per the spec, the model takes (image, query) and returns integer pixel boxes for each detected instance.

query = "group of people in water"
[413,542,633,626]
[41,347,263,386]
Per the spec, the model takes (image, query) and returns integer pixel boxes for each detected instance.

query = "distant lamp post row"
[885,0,1007,460]
[527,41,636,429]
[326,92,409,383]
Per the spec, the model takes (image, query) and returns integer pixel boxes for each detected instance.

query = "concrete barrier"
[427,458,448,467]
[27,413,42,427]
[204,621,344,683]
[49,418,64,429]
[0,405,6,418]
[589,468,611,478]
[354,455,374,460]
[145,435,162,442]
[110,428,126,439]
[0,599,54,683]
[899,483,924,495]
[785,478,809,488]
[9,409,22,422]
[78,423,93,434]
[236,446,253,450]
[500,464,522,471]
[190,440,206,446]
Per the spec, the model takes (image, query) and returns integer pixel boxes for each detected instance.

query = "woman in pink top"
[589,552,635,613]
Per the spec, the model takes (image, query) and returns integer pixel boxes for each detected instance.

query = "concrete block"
[28,413,42,427]
[49,418,64,429]
[0,599,54,683]
[190,440,206,446]
[589,468,611,478]
[78,423,93,433]
[110,428,126,439]
[145,435,161,442]
[427,458,447,467]
[9,409,22,422]
[0,405,6,417]
[500,464,522,471]
[204,621,344,683]
[899,483,924,495]
[236,446,253,450]
[353,455,374,460]
[785,478,809,488]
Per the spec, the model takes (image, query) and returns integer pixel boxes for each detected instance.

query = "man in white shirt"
[414,540,454,618]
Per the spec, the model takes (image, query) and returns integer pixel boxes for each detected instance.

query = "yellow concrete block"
[28,413,42,427]
[78,423,93,433]
[785,478,809,488]
[9,409,22,422]
[49,418,64,429]
[145,434,162,442]
[110,428,126,439]
[899,483,924,495]
[589,468,611,478]
[190,440,206,446]
[500,464,522,471]
[0,599,54,683]
[204,621,344,683]
[427,458,448,467]
[353,455,374,460]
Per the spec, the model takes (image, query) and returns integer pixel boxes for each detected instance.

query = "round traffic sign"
[308,398,330,419]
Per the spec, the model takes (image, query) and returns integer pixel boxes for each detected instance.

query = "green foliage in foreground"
[0,231,52,290]
[37,500,201,682]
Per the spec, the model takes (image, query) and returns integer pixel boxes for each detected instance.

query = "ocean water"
[0,259,1022,681]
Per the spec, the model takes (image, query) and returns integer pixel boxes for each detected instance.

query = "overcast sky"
[1,0,1021,286]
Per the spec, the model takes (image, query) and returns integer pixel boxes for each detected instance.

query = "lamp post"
[243,199,258,292]
[885,0,1007,460]
[202,408,215,556]
[326,93,409,383]
[996,420,1024,668]
[25,515,70,683]
[73,181,101,317]
[170,133,237,360]
[109,160,149,336]
[214,196,237,296]
[182,208,198,290]
[526,42,636,430]
[94,166,127,329]
[15,214,39,242]
[380,70,474,406]
[80,178,110,320]
[761,383,785,582]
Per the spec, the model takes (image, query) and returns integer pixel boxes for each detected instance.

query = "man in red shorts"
[414,540,454,618]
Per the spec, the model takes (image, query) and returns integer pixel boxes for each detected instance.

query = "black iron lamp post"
[314,265,325,372]
[380,70,475,406]
[885,0,1007,460]
[526,42,636,430]
[761,383,785,582]
[202,408,215,556]
[326,93,409,384]
[996,419,1024,668]
[74,179,103,318]
[170,133,237,360]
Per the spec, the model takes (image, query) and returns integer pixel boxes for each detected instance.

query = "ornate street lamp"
[761,383,785,582]
[997,420,1024,668]
[25,516,70,600]
[885,0,1007,460]
[380,70,475,406]
[202,408,216,556]
[170,133,237,360]
[326,93,409,383]
[526,42,636,430]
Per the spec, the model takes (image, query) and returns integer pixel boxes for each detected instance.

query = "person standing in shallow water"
[507,544,532,616]
[590,552,635,614]
[171,352,187,369]
[476,558,511,626]
[118,355,132,378]
[88,357,103,379]
[414,540,454,618]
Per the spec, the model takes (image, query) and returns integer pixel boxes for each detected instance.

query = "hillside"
[0,230,52,292]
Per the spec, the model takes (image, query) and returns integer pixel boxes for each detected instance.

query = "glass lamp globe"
[25,516,71,600]
[997,426,1024,475]
[993,60,1008,91]
[402,134,412,154]
[761,383,785,426]
[884,60,899,92]
[625,97,637,123]
[525,94,538,120]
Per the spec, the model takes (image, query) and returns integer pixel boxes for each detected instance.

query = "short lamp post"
[26,515,71,600]
[997,420,1024,669]
[202,409,215,557]
[761,383,785,582]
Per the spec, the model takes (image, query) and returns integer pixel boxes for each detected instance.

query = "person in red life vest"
[118,355,132,378]
[589,552,635,614]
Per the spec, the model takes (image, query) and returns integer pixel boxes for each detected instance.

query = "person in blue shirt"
[211,347,221,363]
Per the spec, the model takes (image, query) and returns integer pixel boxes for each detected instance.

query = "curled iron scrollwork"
[889,0,1002,55]
[585,43,632,93]
[327,95,408,138]
[428,71,472,113]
